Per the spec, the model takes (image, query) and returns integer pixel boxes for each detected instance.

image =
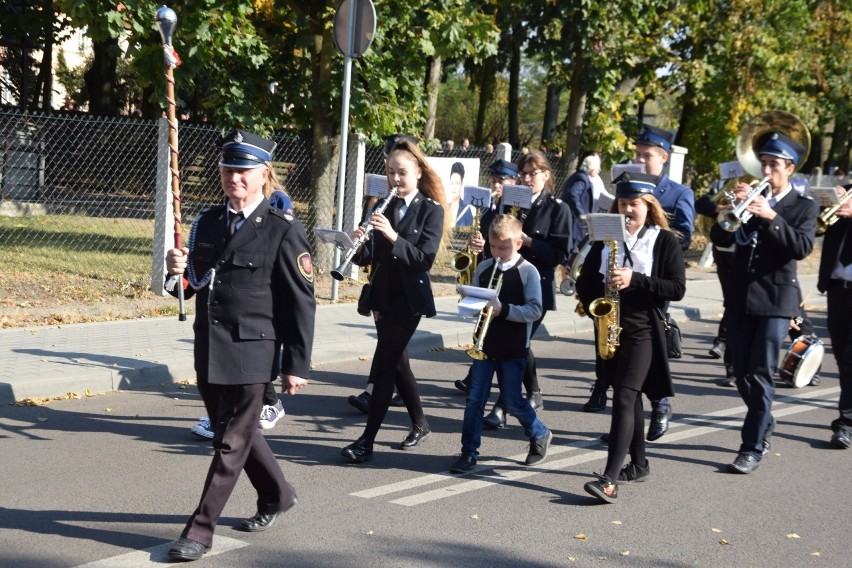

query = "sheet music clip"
[313,228,354,251]
[587,213,627,242]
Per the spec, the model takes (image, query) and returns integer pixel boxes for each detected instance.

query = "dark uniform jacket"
[560,170,594,250]
[178,200,316,385]
[354,191,444,318]
[817,217,852,293]
[575,229,686,400]
[711,189,819,317]
[654,173,695,250]
[481,192,572,311]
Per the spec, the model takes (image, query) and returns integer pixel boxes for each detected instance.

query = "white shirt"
[599,225,662,278]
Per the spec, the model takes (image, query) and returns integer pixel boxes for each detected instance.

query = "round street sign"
[333,0,376,58]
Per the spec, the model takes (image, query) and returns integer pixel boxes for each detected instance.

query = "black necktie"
[840,225,852,266]
[228,210,244,238]
[388,197,404,226]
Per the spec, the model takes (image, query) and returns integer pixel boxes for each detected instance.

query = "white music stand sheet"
[610,163,645,181]
[500,184,532,211]
[718,160,745,180]
[365,174,390,198]
[313,228,354,250]
[463,186,493,209]
[593,192,615,214]
[456,284,499,316]
[809,187,841,207]
[587,213,627,242]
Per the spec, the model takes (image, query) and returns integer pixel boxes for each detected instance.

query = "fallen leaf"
[720,539,731,545]
[567,556,577,562]
[786,533,800,539]
[711,528,722,533]
[470,514,481,520]
[85,389,93,397]
[366,530,374,536]
[610,520,622,525]
[358,356,368,361]
[104,408,113,412]
[620,551,630,556]
[810,552,820,556]
[574,534,587,540]
[596,556,607,560]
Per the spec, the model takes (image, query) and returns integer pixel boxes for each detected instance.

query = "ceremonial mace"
[155,6,186,321]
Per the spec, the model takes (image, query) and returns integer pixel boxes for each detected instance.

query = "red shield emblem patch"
[297,252,313,282]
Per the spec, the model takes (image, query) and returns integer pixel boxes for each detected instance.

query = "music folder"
[313,227,354,250]
[456,284,499,317]
[809,187,841,208]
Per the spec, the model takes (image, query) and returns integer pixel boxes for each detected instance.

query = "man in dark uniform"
[711,131,818,473]
[164,129,316,561]
[816,183,852,449]
[632,124,695,440]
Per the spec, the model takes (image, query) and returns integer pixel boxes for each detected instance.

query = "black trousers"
[185,380,293,547]
[827,287,852,433]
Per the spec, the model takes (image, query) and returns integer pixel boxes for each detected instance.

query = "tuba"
[466,263,503,360]
[587,240,621,360]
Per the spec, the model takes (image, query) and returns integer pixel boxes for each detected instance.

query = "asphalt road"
[0,312,845,568]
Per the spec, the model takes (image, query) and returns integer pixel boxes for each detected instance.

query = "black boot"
[583,382,608,413]
[483,404,507,429]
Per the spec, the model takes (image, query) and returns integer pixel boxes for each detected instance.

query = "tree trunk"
[826,112,851,173]
[423,56,442,142]
[507,23,522,148]
[562,54,588,174]
[308,4,339,274]
[35,23,54,110]
[474,56,496,146]
[541,83,562,147]
[84,37,119,115]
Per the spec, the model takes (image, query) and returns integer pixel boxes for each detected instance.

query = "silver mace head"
[155,6,177,46]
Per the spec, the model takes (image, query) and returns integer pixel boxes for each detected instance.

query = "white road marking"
[72,535,249,567]
[349,387,840,506]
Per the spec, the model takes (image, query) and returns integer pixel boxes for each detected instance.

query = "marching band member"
[470,151,572,428]
[449,215,551,473]
[710,132,819,473]
[816,183,852,449]
[340,138,447,463]
[577,172,685,504]
[454,158,519,395]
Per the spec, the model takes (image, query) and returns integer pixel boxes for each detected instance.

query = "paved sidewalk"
[0,274,823,404]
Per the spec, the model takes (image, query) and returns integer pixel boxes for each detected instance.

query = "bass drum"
[560,235,592,296]
[778,334,824,388]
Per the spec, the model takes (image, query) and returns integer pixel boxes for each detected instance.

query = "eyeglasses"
[519,170,542,179]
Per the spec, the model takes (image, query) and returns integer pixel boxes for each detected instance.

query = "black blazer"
[481,192,572,311]
[354,191,444,318]
[560,170,594,249]
[575,229,686,400]
[818,217,852,293]
[177,200,316,385]
[711,190,819,317]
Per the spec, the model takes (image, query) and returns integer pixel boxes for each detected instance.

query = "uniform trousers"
[728,313,788,460]
[362,312,427,442]
[184,380,294,547]
[827,287,852,434]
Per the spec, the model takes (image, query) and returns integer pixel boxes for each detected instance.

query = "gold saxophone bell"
[591,240,621,360]
[451,252,472,272]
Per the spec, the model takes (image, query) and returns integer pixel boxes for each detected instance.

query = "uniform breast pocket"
[230,251,267,290]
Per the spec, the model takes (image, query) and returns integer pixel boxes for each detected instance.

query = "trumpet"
[716,177,771,232]
[331,186,399,281]
[466,263,503,360]
[816,187,852,235]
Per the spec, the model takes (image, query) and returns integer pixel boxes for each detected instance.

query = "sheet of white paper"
[456,284,499,316]
[594,192,614,214]
[313,228,354,249]
[611,163,645,181]
[718,160,745,180]
[809,187,842,207]
[587,213,627,242]
[500,184,532,211]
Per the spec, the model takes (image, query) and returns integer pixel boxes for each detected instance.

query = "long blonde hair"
[387,139,451,242]
[262,165,288,199]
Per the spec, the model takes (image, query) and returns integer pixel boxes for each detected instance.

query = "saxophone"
[587,240,621,360]
[451,205,481,286]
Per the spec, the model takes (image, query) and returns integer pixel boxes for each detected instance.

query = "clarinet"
[331,186,400,281]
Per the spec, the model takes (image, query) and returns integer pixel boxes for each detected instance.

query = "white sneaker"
[191,417,214,439]
[259,400,285,430]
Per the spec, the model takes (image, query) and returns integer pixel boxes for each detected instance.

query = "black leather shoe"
[728,452,760,474]
[400,424,431,449]
[525,430,552,465]
[167,537,209,561]
[341,438,373,463]
[237,496,298,532]
[646,407,672,441]
[831,430,851,449]
[583,383,608,413]
[483,405,507,430]
[454,376,471,394]
[708,341,724,359]
[449,454,477,473]
[347,391,371,414]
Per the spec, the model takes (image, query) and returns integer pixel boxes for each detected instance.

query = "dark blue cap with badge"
[758,131,806,164]
[614,172,659,198]
[219,129,275,168]
[384,133,420,157]
[635,124,674,153]
[489,158,518,180]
